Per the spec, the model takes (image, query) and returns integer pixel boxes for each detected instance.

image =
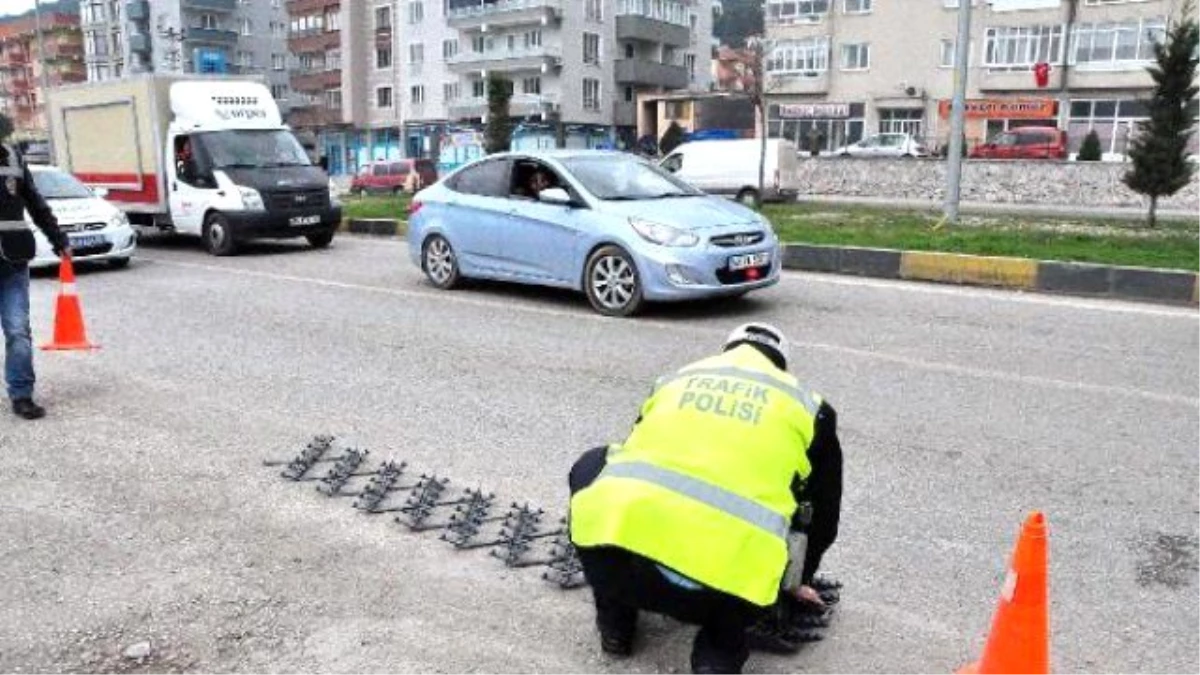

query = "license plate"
[289,215,321,226]
[729,252,770,271]
[70,234,105,249]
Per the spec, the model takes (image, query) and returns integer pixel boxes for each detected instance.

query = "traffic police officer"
[0,115,70,420]
[568,322,843,674]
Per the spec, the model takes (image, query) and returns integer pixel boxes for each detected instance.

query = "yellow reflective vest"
[569,345,822,607]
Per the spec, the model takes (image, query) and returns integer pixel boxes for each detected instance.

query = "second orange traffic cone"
[958,511,1050,674]
[41,255,99,351]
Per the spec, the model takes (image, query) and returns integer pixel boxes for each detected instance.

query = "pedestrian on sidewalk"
[0,115,71,420]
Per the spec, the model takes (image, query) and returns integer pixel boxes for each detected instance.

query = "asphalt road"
[2,234,1196,674]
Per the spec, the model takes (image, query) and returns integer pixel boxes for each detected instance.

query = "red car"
[350,159,439,195]
[969,126,1068,160]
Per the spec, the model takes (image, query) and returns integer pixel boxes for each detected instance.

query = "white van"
[659,138,800,205]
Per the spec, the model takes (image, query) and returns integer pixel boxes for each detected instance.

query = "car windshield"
[558,155,704,201]
[196,130,312,169]
[31,169,95,199]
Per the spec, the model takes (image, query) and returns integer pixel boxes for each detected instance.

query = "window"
[377,47,392,69]
[522,77,541,95]
[843,0,871,12]
[326,11,340,31]
[450,159,510,197]
[768,102,866,152]
[624,86,634,102]
[879,108,923,137]
[1065,98,1190,156]
[765,0,830,24]
[272,53,286,70]
[840,42,869,70]
[237,51,253,68]
[328,49,341,70]
[443,82,460,101]
[624,43,635,58]
[375,6,391,30]
[409,1,424,23]
[472,35,486,53]
[586,0,603,21]
[583,33,601,64]
[984,24,1065,68]
[617,0,689,26]
[410,43,424,63]
[1071,18,1166,68]
[376,86,393,108]
[325,88,342,110]
[583,78,601,110]
[270,84,287,100]
[685,53,696,81]
[472,79,486,98]
[200,13,217,29]
[240,18,252,35]
[524,30,542,49]
[411,85,424,104]
[443,39,459,59]
[767,37,831,74]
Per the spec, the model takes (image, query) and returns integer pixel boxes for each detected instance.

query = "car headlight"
[238,186,266,212]
[329,187,341,208]
[108,212,130,229]
[629,217,698,247]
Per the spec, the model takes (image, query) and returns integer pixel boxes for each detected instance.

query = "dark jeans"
[0,264,34,401]
[569,446,764,673]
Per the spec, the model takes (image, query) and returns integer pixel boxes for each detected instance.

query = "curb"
[338,219,1198,306]
[785,243,1198,306]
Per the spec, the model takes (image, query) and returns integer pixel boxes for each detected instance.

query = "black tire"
[306,231,335,249]
[202,212,238,256]
[422,234,461,290]
[736,188,760,207]
[109,257,131,270]
[584,245,644,317]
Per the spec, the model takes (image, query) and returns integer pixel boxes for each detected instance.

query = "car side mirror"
[91,186,109,198]
[539,187,573,206]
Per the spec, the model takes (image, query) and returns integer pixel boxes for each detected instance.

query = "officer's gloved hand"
[52,233,71,259]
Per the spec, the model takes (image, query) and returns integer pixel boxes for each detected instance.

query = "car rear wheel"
[585,245,643,317]
[422,234,460,289]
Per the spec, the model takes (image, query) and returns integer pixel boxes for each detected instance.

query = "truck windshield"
[197,130,312,169]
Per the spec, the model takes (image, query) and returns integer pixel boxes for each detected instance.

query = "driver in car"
[516,167,554,200]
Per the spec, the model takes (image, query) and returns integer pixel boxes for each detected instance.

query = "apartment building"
[764,0,1192,156]
[79,0,292,109]
[286,0,715,176]
[0,12,86,139]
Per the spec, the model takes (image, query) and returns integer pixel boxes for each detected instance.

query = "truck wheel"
[202,212,238,257]
[736,188,760,207]
[306,231,335,249]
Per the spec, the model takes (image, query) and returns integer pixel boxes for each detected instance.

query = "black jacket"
[793,400,843,585]
[0,143,63,271]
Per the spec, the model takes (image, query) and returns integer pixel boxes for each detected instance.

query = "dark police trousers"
[569,446,764,673]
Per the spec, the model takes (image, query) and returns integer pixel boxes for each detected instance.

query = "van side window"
[174,135,213,188]
[661,153,682,173]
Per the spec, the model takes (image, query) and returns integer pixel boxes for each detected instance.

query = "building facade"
[764,0,1192,157]
[0,12,86,139]
[286,0,716,176]
[79,0,292,110]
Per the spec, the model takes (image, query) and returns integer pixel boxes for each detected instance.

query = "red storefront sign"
[938,98,1057,119]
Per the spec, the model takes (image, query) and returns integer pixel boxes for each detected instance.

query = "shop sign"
[938,98,1056,119]
[778,102,852,119]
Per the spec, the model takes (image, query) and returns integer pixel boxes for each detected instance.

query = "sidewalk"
[799,195,1198,222]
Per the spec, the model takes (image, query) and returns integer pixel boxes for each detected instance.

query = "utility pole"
[32,0,55,160]
[943,0,972,224]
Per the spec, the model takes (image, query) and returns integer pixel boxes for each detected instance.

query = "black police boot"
[12,398,46,420]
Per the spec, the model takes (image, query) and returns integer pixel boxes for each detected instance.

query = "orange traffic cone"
[40,255,99,351]
[958,511,1050,674]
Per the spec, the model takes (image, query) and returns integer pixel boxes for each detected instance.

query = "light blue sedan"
[406,150,781,316]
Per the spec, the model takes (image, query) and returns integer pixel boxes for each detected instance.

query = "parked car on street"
[406,150,781,317]
[26,164,137,270]
[658,138,800,205]
[969,126,1068,160]
[831,132,929,158]
[350,159,438,196]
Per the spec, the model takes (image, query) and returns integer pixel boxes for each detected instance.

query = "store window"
[879,108,923,138]
[768,103,866,153]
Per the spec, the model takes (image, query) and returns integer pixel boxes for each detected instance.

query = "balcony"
[288,29,340,54]
[448,0,562,30]
[290,69,341,93]
[289,106,342,128]
[447,46,562,74]
[767,70,829,95]
[184,27,240,44]
[286,0,339,14]
[614,59,688,89]
[615,15,689,48]
[126,0,150,21]
[182,0,237,11]
[449,92,559,119]
[43,42,85,61]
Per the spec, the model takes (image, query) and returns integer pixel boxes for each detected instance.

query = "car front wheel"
[585,245,643,317]
[422,234,460,289]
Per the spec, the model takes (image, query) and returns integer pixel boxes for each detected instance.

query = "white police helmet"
[724,322,789,369]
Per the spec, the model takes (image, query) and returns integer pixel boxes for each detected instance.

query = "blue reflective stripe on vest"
[663,366,821,415]
[599,460,790,541]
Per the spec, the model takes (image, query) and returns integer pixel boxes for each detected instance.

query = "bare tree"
[744,35,777,209]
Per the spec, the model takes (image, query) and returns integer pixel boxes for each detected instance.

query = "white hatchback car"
[831,133,929,158]
[26,165,137,270]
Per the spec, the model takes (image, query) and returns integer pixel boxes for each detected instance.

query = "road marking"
[143,256,1200,409]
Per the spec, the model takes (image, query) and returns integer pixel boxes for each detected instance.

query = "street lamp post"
[943,0,972,224]
[32,0,55,160]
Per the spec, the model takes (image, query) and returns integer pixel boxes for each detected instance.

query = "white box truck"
[45,73,341,256]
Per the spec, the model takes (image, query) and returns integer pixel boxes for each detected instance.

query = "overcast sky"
[1,1,39,18]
